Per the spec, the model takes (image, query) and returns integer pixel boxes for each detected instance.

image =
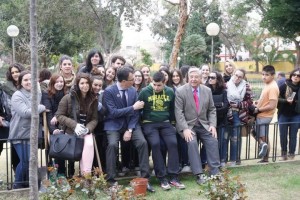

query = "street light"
[7,25,20,63]
[206,22,220,70]
[264,45,272,64]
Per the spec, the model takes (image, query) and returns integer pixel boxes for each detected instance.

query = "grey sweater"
[8,88,45,143]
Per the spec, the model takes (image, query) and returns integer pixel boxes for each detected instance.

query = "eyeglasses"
[292,73,300,78]
[234,74,243,79]
[208,76,216,80]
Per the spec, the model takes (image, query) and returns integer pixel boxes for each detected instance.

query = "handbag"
[49,95,84,161]
[49,133,84,161]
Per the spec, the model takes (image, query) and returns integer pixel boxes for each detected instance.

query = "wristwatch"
[128,129,133,133]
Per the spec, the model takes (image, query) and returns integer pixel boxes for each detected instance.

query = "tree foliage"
[150,0,222,67]
[262,0,300,38]
[140,48,153,66]
[0,0,154,66]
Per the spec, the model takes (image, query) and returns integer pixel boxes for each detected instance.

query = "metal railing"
[0,122,299,190]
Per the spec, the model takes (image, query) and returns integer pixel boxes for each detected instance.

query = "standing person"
[0,88,11,159]
[175,67,220,185]
[226,69,252,166]
[39,68,52,92]
[139,71,185,191]
[41,74,68,176]
[58,55,76,92]
[141,65,152,85]
[206,71,229,167]
[223,60,236,83]
[103,67,116,89]
[9,71,46,189]
[159,67,172,87]
[78,49,105,74]
[200,64,210,84]
[103,67,154,192]
[0,63,25,174]
[133,70,146,93]
[91,76,107,171]
[170,69,190,173]
[252,65,279,163]
[170,69,184,89]
[277,69,300,160]
[110,55,126,71]
[276,71,286,87]
[56,73,98,175]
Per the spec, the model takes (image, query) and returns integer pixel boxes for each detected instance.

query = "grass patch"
[123,161,300,200]
[2,161,300,199]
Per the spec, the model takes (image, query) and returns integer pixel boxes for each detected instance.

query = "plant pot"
[130,178,148,196]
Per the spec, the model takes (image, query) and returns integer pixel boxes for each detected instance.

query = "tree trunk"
[169,0,189,69]
[295,41,300,68]
[29,0,39,199]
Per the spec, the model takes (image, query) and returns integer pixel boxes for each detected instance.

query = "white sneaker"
[151,169,156,176]
[220,162,226,168]
[134,167,141,176]
[180,165,192,173]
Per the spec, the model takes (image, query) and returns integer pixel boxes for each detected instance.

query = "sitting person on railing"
[9,71,46,189]
[277,68,300,160]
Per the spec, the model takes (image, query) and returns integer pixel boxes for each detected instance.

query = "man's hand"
[183,129,195,142]
[133,100,144,110]
[209,126,217,138]
[123,130,132,141]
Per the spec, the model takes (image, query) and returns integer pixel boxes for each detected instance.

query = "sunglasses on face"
[208,76,216,80]
[292,73,300,78]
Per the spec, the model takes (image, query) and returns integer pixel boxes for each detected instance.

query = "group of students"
[0,49,299,192]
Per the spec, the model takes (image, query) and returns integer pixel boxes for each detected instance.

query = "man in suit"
[103,67,154,192]
[175,67,220,185]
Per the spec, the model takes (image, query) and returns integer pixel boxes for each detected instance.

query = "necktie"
[121,90,127,107]
[193,89,199,112]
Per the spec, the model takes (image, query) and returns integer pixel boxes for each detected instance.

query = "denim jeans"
[218,125,227,162]
[13,141,30,188]
[279,114,300,154]
[229,111,241,162]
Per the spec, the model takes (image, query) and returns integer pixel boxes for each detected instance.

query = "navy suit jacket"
[103,84,139,131]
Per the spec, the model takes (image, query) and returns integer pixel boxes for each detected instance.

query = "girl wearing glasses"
[206,72,229,167]
[277,68,300,160]
[226,69,254,166]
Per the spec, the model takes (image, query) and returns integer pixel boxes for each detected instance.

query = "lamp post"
[264,45,272,65]
[206,22,220,70]
[282,53,288,61]
[7,25,20,63]
[177,56,181,68]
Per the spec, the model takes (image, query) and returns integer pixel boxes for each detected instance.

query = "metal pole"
[12,37,15,63]
[211,36,214,70]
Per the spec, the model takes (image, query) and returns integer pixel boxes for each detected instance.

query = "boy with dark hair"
[253,65,279,162]
[139,71,185,191]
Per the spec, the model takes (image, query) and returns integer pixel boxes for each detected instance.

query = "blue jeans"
[218,125,227,162]
[13,141,30,188]
[229,111,241,162]
[279,114,300,154]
